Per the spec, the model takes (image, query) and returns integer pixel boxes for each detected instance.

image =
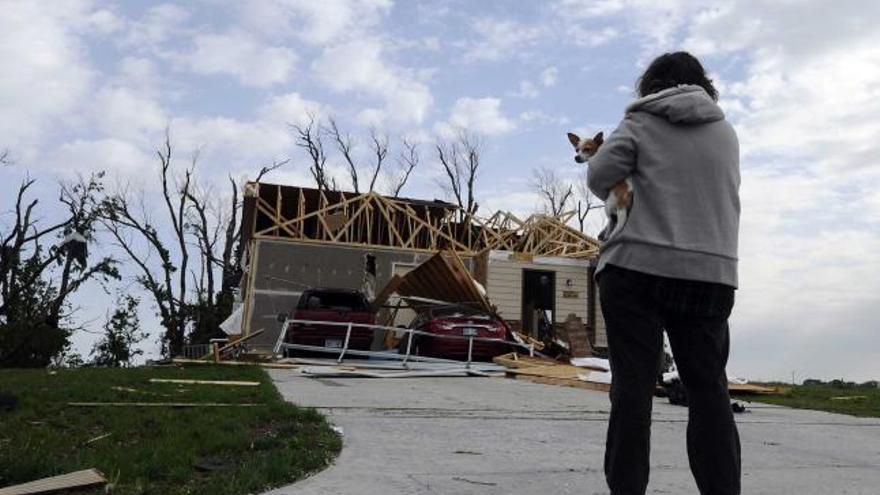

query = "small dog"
[567,131,633,240]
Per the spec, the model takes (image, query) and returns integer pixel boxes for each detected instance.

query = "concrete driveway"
[266,370,880,494]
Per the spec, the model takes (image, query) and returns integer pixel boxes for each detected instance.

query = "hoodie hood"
[626,85,724,124]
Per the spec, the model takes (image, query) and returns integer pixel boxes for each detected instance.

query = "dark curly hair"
[636,51,718,101]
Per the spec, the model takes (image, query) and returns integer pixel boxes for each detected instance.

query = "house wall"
[243,239,472,349]
[485,251,607,349]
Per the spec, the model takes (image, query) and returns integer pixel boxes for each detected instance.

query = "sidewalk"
[266,370,880,494]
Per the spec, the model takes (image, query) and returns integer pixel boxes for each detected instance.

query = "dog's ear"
[567,132,580,148]
[593,131,604,144]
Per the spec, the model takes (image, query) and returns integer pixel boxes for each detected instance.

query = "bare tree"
[575,169,603,233]
[436,129,482,217]
[532,167,573,217]
[365,128,388,193]
[0,149,10,166]
[324,118,389,194]
[291,114,336,192]
[389,137,419,197]
[101,131,193,356]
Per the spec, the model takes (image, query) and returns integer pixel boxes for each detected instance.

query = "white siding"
[485,252,608,349]
[486,257,590,324]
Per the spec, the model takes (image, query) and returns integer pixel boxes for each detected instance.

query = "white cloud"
[555,0,626,19]
[555,0,693,53]
[513,81,539,99]
[566,26,619,47]
[540,67,559,87]
[46,138,155,177]
[672,0,880,380]
[173,29,298,87]
[124,3,191,49]
[519,110,570,126]
[464,18,547,62]
[436,97,516,137]
[92,87,168,145]
[311,38,433,124]
[238,0,393,44]
[0,0,97,153]
[257,92,325,127]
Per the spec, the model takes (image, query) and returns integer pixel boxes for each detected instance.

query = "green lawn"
[0,365,341,494]
[748,384,880,418]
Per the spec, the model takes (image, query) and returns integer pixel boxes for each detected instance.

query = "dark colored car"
[285,288,376,352]
[399,305,509,361]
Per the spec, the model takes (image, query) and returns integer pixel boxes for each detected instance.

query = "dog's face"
[567,131,604,163]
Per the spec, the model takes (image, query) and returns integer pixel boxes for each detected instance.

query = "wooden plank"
[171,358,299,369]
[68,402,263,407]
[216,329,266,355]
[148,379,261,387]
[728,383,778,395]
[492,352,558,369]
[0,469,106,495]
[506,373,611,392]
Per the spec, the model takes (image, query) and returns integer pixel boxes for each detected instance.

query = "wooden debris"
[727,383,778,395]
[492,352,557,369]
[506,372,611,392]
[0,468,106,495]
[148,379,261,387]
[512,332,545,351]
[171,358,299,369]
[216,329,266,357]
[493,352,611,392]
[68,402,263,408]
[83,433,111,445]
[829,395,867,401]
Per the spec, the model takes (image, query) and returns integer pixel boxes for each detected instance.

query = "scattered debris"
[82,433,112,445]
[193,457,230,473]
[452,476,497,487]
[331,425,344,436]
[453,450,482,455]
[570,357,610,372]
[171,358,299,369]
[148,379,261,387]
[68,402,263,408]
[301,366,502,379]
[0,468,106,495]
[493,352,612,392]
[829,395,868,401]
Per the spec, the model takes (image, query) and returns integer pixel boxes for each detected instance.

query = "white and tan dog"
[567,131,633,240]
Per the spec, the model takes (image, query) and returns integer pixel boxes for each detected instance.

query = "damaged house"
[232,182,606,354]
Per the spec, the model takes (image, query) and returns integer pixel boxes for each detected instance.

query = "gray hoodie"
[587,85,740,287]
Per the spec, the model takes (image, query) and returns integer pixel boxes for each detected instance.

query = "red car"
[399,305,509,361]
[285,288,376,352]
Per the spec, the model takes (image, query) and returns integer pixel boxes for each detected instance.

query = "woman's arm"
[587,114,638,200]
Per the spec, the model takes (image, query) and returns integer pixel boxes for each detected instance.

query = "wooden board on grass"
[149,379,261,387]
[0,468,106,495]
[68,402,263,407]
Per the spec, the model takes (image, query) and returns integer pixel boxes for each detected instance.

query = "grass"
[747,384,880,418]
[0,365,341,494]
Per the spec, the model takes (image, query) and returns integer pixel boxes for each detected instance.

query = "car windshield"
[297,291,369,311]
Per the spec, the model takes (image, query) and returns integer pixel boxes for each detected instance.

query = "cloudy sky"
[2,0,879,381]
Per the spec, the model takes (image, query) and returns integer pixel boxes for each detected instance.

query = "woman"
[587,51,741,495]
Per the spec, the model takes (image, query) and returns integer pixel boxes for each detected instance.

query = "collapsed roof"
[241,182,600,258]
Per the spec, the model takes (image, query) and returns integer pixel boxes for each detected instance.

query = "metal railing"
[178,338,230,360]
[274,318,538,369]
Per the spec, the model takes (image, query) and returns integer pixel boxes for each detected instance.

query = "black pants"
[598,264,741,495]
